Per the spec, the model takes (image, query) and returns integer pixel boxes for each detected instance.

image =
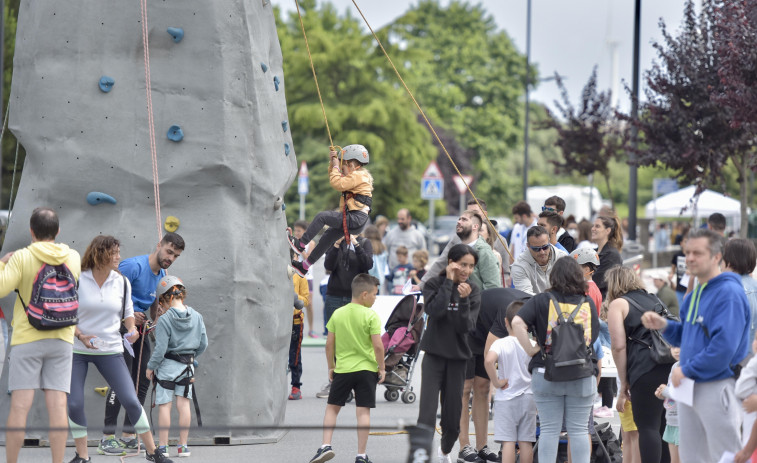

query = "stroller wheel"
[346,391,354,403]
[384,388,400,402]
[401,390,416,404]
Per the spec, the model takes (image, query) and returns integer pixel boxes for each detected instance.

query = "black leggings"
[417,353,467,455]
[302,210,368,264]
[597,377,617,408]
[630,363,671,463]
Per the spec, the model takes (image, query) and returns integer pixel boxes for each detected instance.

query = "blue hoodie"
[663,272,751,382]
[147,306,208,380]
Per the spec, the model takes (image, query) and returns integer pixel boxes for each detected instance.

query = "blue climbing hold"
[284,143,290,156]
[167,125,184,142]
[261,62,269,73]
[282,203,286,211]
[98,76,115,93]
[87,192,117,206]
[167,27,184,43]
[282,121,288,132]
[274,76,280,91]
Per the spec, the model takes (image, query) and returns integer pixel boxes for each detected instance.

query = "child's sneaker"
[309,444,335,463]
[316,382,331,398]
[291,260,308,277]
[355,455,373,463]
[68,452,91,463]
[287,229,307,256]
[308,330,319,338]
[289,386,302,400]
[146,446,174,463]
[176,445,191,457]
[119,437,146,454]
[458,444,483,462]
[98,436,126,456]
[477,445,499,462]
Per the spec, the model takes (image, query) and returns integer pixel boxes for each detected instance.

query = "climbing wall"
[0,0,296,444]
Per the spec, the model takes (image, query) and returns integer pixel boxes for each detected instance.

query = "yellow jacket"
[293,274,309,325]
[0,242,81,346]
[329,167,373,212]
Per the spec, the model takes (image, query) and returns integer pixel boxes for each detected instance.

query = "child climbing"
[146,276,208,459]
[289,145,373,277]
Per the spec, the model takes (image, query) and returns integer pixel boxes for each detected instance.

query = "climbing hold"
[164,215,180,233]
[282,121,288,132]
[274,196,284,210]
[282,203,286,211]
[94,387,109,397]
[167,27,184,43]
[284,143,290,156]
[98,76,115,93]
[273,76,280,91]
[167,125,184,142]
[87,192,117,206]
[260,62,269,73]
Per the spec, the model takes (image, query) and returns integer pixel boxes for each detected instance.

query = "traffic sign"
[453,175,473,194]
[422,161,442,179]
[421,178,444,200]
[298,176,309,195]
[298,161,309,178]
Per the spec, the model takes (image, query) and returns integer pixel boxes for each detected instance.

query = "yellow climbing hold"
[164,216,180,232]
[95,386,109,397]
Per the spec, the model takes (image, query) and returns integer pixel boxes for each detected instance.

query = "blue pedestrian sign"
[298,176,309,195]
[421,178,443,200]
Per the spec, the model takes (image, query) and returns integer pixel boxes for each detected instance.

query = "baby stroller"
[381,294,425,404]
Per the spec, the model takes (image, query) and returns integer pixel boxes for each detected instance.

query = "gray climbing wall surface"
[0,0,296,444]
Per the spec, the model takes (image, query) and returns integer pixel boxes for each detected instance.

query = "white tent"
[644,185,742,221]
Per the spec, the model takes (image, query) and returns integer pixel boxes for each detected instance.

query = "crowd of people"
[291,144,757,463]
[0,207,206,463]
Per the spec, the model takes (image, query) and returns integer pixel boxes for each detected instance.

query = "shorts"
[663,424,679,446]
[155,381,193,405]
[618,400,637,432]
[493,395,537,443]
[8,338,73,392]
[328,370,378,408]
[465,354,488,380]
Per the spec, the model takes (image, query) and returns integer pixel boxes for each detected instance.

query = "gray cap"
[570,247,600,266]
[341,144,369,164]
[157,275,185,296]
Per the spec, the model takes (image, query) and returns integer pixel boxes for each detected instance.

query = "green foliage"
[2,1,23,211]
[278,1,436,223]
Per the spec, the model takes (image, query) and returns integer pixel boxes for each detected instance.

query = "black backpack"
[540,293,594,382]
[623,293,678,365]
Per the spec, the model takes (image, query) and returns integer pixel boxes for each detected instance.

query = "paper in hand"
[669,377,694,407]
[123,333,135,357]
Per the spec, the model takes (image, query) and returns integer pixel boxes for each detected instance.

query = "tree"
[276,1,436,223]
[629,1,746,226]
[541,68,625,208]
[711,0,757,236]
[385,0,530,211]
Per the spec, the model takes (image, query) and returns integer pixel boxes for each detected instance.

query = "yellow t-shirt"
[0,242,81,346]
[326,302,381,373]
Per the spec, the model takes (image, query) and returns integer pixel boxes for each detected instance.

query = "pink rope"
[140,0,162,241]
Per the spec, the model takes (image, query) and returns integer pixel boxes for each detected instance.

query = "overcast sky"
[273,0,691,113]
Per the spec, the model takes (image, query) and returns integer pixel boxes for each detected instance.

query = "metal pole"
[428,200,435,237]
[628,0,641,242]
[458,192,466,216]
[299,194,305,221]
[522,0,531,201]
[653,180,658,268]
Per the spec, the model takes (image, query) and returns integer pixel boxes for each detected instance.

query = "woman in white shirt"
[67,236,172,463]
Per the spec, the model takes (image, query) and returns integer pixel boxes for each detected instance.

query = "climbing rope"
[139,0,163,242]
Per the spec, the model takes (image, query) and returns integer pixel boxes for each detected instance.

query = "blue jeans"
[323,295,351,334]
[531,371,595,463]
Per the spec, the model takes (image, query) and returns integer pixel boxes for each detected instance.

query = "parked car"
[426,215,458,255]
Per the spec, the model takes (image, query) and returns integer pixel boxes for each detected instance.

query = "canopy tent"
[644,185,742,221]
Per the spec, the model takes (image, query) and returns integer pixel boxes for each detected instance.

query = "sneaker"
[458,444,484,462]
[287,230,307,256]
[316,382,331,398]
[477,445,499,462]
[309,445,335,463]
[146,446,174,463]
[68,453,91,463]
[176,445,191,457]
[98,436,126,456]
[119,437,146,454]
[355,455,373,463]
[308,331,319,338]
[289,386,302,400]
[291,260,308,277]
[438,447,453,463]
[593,406,614,418]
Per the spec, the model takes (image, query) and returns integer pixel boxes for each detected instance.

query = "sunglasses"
[529,244,551,252]
[541,206,557,212]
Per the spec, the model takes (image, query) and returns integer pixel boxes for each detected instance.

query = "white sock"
[321,444,330,449]
[357,454,366,458]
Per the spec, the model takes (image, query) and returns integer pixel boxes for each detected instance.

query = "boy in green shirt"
[309,274,386,463]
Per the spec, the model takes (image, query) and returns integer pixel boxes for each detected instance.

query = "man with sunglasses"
[511,226,567,295]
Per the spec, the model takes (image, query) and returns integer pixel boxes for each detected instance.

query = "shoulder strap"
[121,275,127,321]
[547,292,567,323]
[621,294,646,315]
[567,297,587,322]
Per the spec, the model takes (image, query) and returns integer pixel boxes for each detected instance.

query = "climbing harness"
[150,352,203,427]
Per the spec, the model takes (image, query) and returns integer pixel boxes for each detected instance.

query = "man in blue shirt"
[99,232,185,455]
